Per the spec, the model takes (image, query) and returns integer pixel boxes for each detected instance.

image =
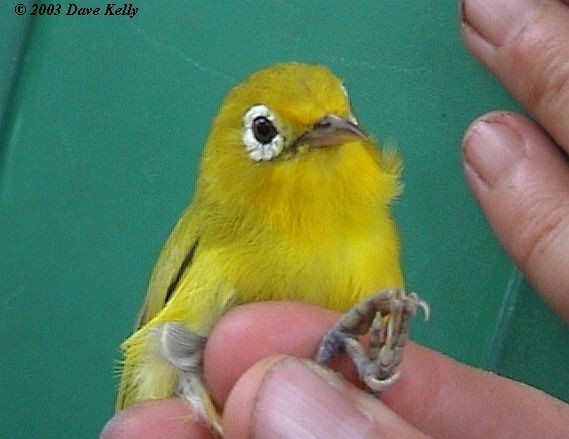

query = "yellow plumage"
[116,62,403,433]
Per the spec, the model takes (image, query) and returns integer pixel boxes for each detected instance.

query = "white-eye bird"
[116,62,428,435]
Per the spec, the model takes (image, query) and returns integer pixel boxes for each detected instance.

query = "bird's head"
[203,63,365,162]
[197,63,400,230]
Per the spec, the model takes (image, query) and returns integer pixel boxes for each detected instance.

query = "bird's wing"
[135,204,201,329]
[116,204,203,411]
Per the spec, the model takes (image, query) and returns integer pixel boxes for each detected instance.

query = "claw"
[364,371,401,392]
[418,299,430,321]
[407,292,430,320]
[378,342,395,367]
[368,313,383,360]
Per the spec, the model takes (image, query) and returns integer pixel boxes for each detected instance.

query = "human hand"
[100,303,569,438]
[101,0,569,437]
[461,0,569,320]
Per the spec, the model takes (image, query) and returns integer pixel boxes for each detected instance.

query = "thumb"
[223,356,429,439]
[462,111,569,320]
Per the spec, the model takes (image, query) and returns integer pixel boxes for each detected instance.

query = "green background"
[1,2,567,437]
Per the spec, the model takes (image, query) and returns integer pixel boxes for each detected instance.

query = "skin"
[101,0,569,436]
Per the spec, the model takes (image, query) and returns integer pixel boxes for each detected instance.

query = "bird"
[116,62,428,435]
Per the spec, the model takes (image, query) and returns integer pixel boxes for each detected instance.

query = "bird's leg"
[315,289,429,393]
[156,323,223,436]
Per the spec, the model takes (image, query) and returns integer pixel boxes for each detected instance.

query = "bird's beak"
[292,114,367,150]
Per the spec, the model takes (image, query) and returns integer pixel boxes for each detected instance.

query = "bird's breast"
[199,140,403,311]
[221,215,403,312]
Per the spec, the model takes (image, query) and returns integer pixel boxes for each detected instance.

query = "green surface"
[1,2,567,437]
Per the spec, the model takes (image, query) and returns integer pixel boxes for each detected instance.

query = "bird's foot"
[315,289,429,393]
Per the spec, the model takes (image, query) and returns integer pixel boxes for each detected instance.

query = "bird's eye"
[252,117,278,144]
[243,105,284,161]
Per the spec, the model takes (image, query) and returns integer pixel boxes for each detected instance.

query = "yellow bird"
[116,62,427,435]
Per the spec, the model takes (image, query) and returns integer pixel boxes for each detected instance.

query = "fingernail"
[252,358,376,438]
[462,116,526,189]
[461,0,539,46]
[100,399,206,439]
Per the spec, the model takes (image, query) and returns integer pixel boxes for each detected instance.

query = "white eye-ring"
[243,105,284,161]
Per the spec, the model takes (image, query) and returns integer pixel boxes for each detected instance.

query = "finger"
[204,301,357,404]
[99,399,214,439]
[206,302,569,438]
[383,341,569,439]
[223,355,429,439]
[460,0,569,150]
[462,111,569,320]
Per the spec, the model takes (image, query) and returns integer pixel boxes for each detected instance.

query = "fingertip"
[460,0,569,148]
[462,111,569,318]
[223,356,422,439]
[100,399,213,439]
[461,111,527,193]
[223,355,290,438]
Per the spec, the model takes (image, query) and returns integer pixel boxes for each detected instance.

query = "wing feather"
[135,205,201,328]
